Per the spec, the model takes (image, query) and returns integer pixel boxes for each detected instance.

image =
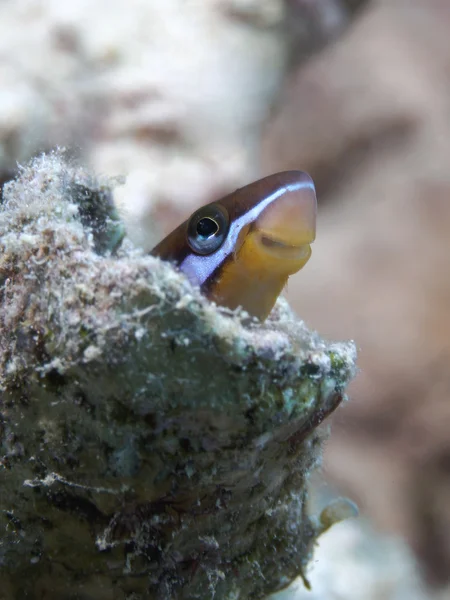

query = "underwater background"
[0,1,449,599]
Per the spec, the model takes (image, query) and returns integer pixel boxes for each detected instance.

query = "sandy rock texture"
[0,153,356,599]
[263,0,450,588]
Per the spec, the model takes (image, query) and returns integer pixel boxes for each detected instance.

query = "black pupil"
[196,217,218,239]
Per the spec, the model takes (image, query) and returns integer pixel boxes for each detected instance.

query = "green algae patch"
[0,152,357,600]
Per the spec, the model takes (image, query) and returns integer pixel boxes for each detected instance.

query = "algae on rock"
[0,152,357,599]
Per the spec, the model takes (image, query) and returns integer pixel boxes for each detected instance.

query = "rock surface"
[0,153,356,599]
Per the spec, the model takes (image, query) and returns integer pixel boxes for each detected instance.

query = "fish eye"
[196,217,219,238]
[186,203,230,255]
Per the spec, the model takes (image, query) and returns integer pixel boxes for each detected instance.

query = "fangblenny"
[151,171,317,321]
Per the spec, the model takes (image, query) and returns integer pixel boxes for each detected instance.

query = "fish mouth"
[259,234,312,260]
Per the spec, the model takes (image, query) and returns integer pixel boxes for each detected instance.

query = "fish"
[151,171,317,321]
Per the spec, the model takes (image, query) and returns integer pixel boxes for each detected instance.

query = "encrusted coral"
[0,152,356,599]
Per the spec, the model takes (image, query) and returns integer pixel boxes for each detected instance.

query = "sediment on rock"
[0,152,356,600]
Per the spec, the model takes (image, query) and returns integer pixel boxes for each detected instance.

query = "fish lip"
[259,233,313,259]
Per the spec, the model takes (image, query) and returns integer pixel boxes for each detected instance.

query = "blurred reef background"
[1,0,450,599]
